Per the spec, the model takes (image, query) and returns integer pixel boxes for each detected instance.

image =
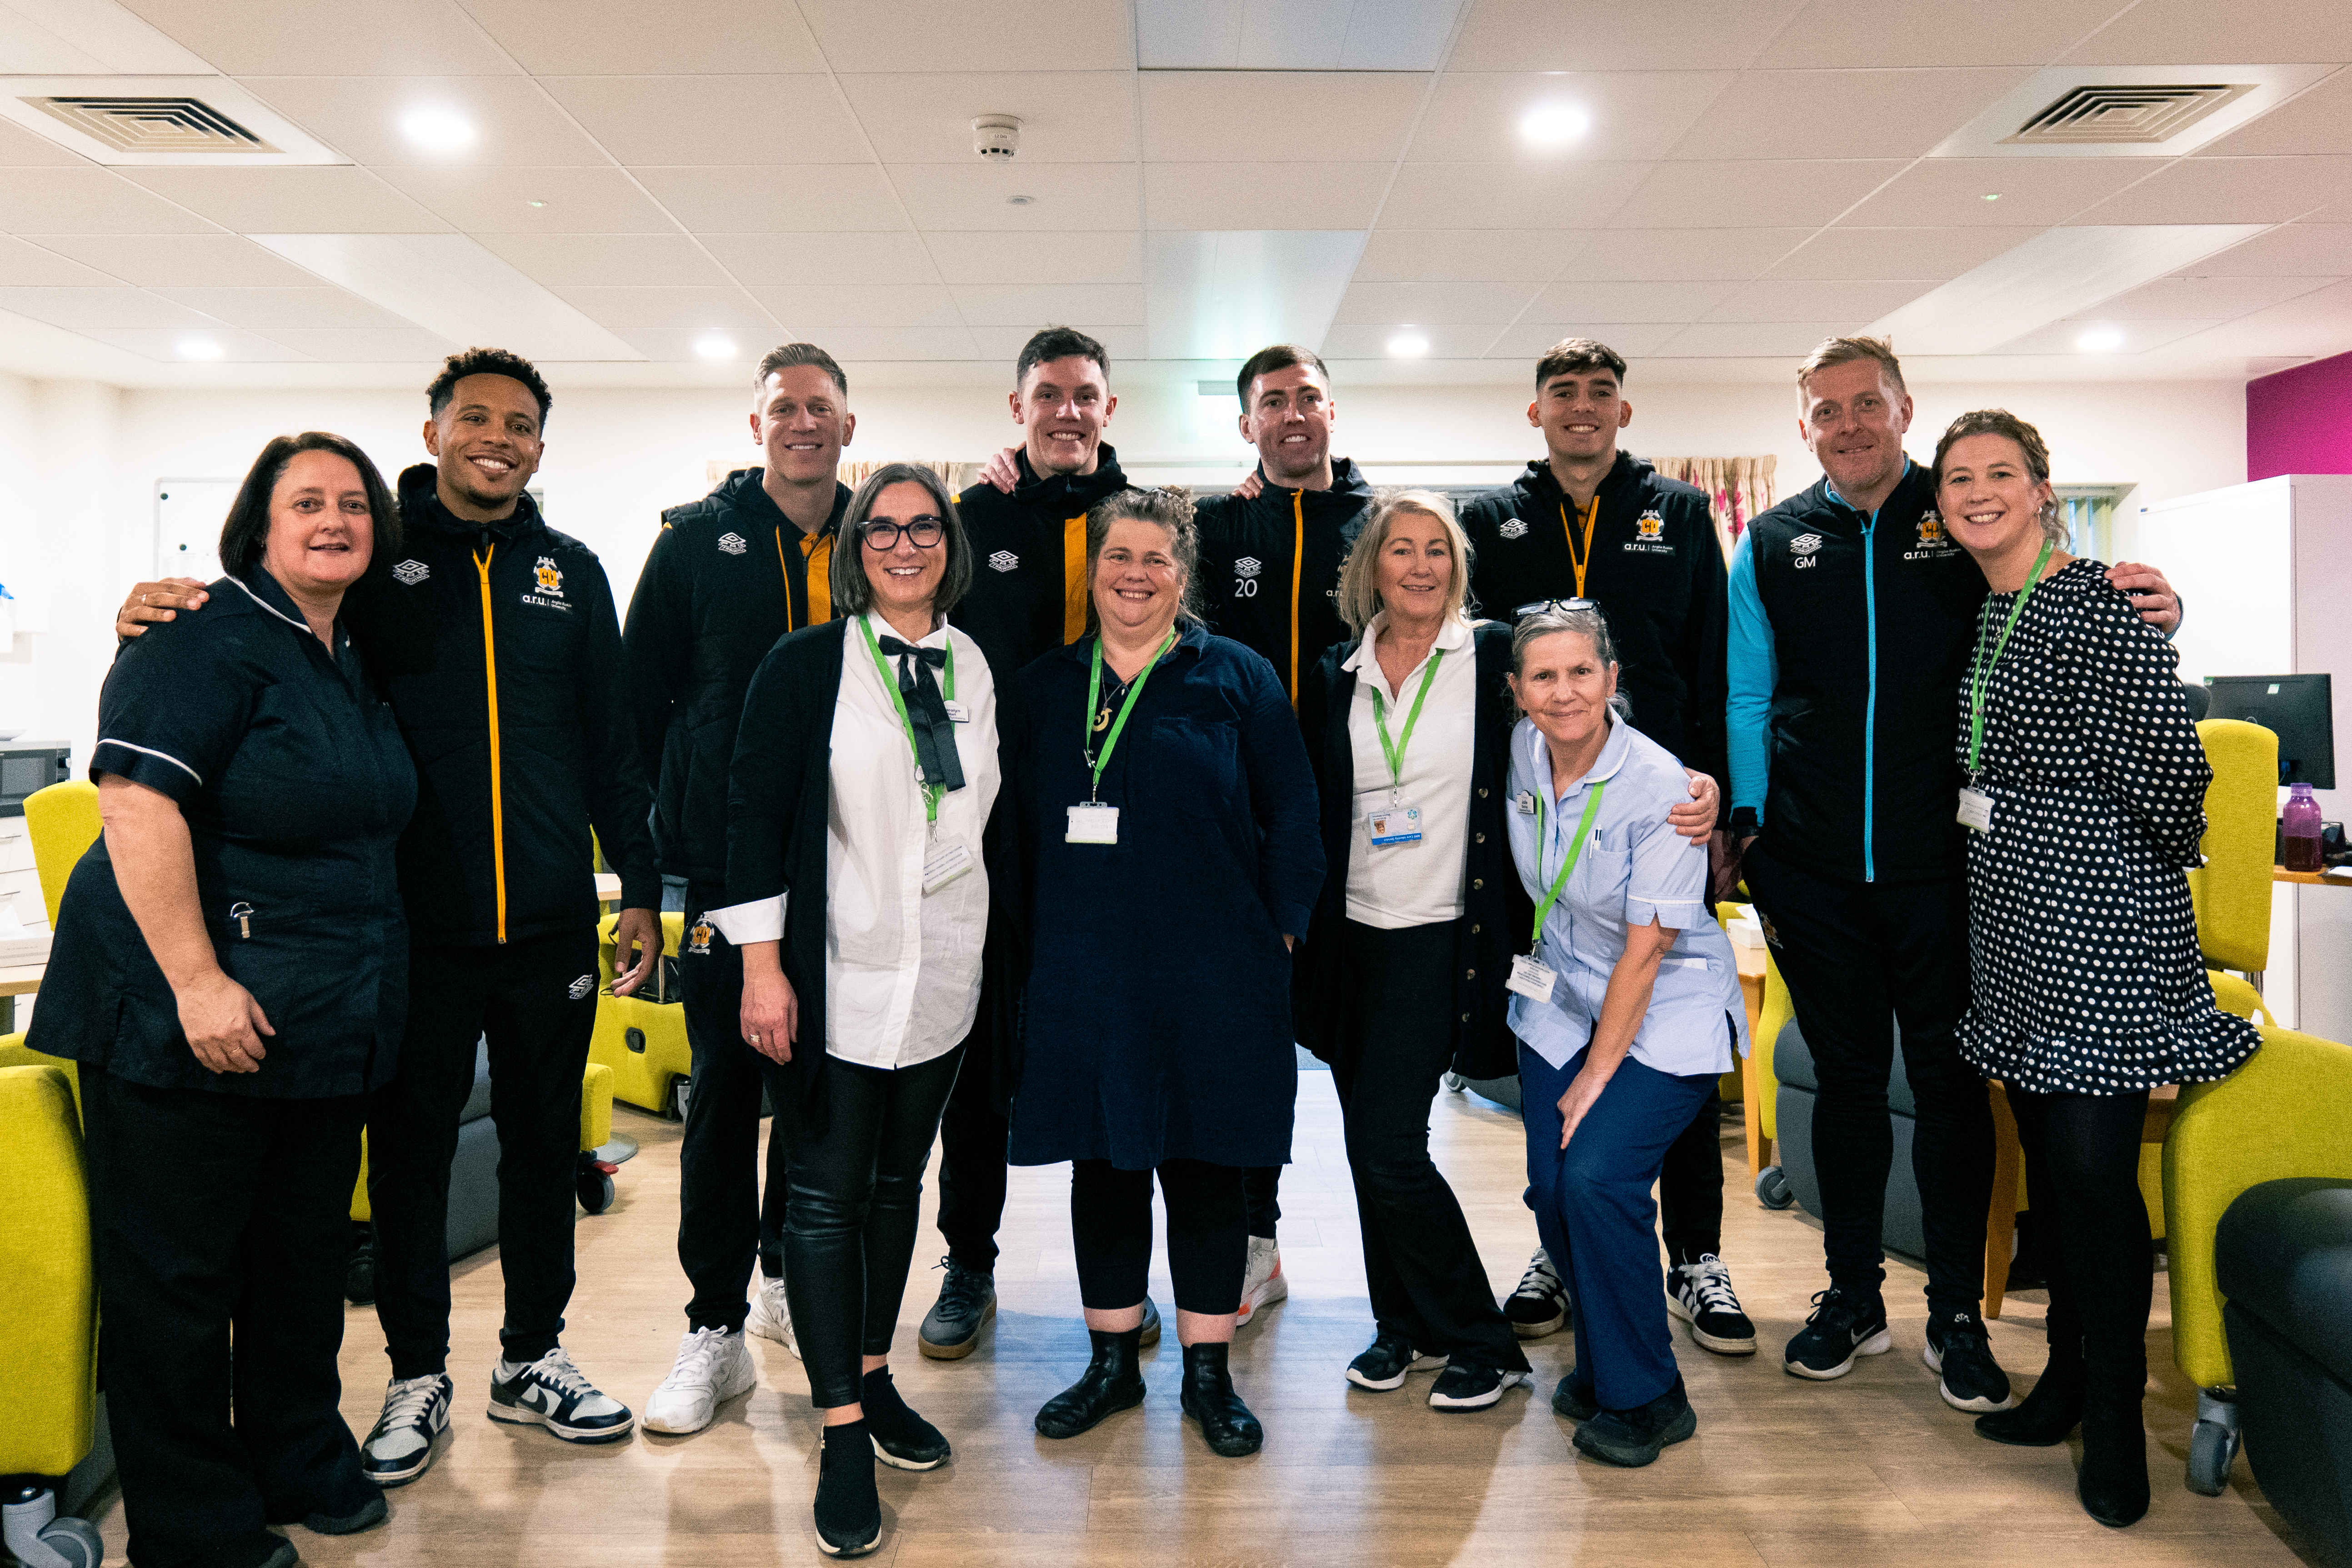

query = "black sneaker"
[1783,1288,1892,1380]
[1428,1362,1532,1411]
[916,1257,996,1361]
[1505,1246,1569,1338]
[1924,1309,2015,1413]
[1572,1377,1698,1468]
[360,1373,453,1485]
[486,1348,636,1442]
[1551,1369,1598,1423]
[1346,1332,1444,1391]
[1666,1254,1758,1356]
[860,1367,951,1470]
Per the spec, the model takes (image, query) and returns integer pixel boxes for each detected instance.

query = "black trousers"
[1744,844,1992,1314]
[784,1046,964,1409]
[677,883,790,1333]
[84,1070,374,1568]
[932,963,1011,1272]
[1658,1085,1726,1267]
[1331,919,1527,1368]
[1242,1163,1281,1240]
[1071,1159,1248,1317]
[2007,1087,2153,1382]
[367,928,599,1379]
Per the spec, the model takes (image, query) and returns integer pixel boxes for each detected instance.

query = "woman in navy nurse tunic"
[1000,486,1323,1459]
[31,432,416,1568]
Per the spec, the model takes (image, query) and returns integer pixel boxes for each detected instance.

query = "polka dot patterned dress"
[1956,558,2261,1094]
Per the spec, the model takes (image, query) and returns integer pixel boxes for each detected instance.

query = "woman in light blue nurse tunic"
[1503,603,1748,1469]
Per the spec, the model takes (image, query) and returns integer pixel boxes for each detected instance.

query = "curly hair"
[426,346,550,426]
[1932,408,2063,542]
[1083,486,1202,631]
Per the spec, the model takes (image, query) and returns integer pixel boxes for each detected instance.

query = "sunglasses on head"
[1511,597,1597,621]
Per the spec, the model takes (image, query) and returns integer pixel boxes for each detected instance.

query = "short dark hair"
[1084,487,1202,630]
[1235,344,1329,408]
[427,346,551,427]
[1534,337,1627,390]
[829,462,974,619]
[1015,326,1109,390]
[218,431,401,579]
[755,342,847,399]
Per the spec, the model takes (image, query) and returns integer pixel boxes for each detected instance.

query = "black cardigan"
[1292,620,1533,1082]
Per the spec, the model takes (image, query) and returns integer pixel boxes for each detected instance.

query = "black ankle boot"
[1036,1327,1146,1439]
[813,1418,881,1558]
[1179,1342,1263,1457]
[2077,1370,2151,1528]
[861,1367,950,1470]
[1976,1348,2086,1447]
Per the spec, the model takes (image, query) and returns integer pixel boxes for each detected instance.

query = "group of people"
[36,321,2257,1566]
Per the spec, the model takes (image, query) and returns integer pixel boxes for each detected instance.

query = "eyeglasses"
[1511,597,1596,620]
[859,516,945,550]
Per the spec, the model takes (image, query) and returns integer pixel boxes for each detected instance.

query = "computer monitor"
[2202,674,2335,789]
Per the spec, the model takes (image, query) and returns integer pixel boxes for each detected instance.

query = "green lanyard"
[1369,648,1443,802]
[1530,778,1607,945]
[1084,628,1178,802]
[1965,536,2056,775]
[858,615,956,823]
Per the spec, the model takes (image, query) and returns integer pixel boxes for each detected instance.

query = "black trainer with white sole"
[1505,1246,1569,1339]
[1783,1288,1892,1380]
[487,1348,636,1443]
[1923,1309,2015,1413]
[1346,1332,1445,1391]
[1428,1362,1532,1411]
[360,1373,454,1486]
[861,1367,951,1470]
[1666,1254,1758,1355]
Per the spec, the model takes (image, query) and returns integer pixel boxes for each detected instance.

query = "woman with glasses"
[711,462,996,1558]
[1000,486,1322,1458]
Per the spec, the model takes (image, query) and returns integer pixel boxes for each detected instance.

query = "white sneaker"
[360,1372,453,1485]
[1235,1235,1287,1328]
[745,1276,800,1359]
[486,1348,636,1443]
[643,1328,756,1434]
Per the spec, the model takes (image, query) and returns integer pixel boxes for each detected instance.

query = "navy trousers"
[1521,1041,1717,1412]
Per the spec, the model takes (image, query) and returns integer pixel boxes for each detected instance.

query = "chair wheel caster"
[2186,1388,2241,1495]
[1755,1165,1795,1209]
[575,1152,618,1214]
[5,1489,104,1568]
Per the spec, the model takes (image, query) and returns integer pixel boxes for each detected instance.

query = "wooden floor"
[84,1074,2314,1567]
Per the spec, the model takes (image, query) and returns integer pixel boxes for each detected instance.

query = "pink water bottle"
[2283,781,2324,872]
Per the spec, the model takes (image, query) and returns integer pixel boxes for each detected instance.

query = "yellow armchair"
[24,779,101,929]
[589,911,692,1116]
[0,1032,79,1122]
[2189,719,2277,974]
[1719,900,1795,1202]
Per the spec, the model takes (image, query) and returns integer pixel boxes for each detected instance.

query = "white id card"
[942,700,971,724]
[1513,790,1537,816]
[1367,804,1423,847]
[1506,953,1556,1002]
[1066,802,1120,844]
[922,841,975,894]
[1956,787,1994,832]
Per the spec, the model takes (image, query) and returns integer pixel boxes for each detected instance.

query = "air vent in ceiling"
[30,95,279,155]
[2002,82,2255,147]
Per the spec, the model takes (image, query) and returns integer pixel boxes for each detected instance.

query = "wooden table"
[2275,863,2352,886]
[0,955,46,1034]
[1734,942,1770,1178]
[595,872,621,904]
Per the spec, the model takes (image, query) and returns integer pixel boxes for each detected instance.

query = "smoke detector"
[972,115,1021,160]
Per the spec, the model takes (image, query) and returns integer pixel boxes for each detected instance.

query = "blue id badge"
[1367,804,1423,847]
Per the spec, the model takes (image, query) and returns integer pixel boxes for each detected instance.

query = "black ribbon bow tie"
[876,635,966,795]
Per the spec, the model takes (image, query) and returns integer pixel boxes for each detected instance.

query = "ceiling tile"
[1140,73,1427,163]
[0,283,217,331]
[30,233,325,287]
[549,285,778,329]
[841,73,1139,165]
[1408,72,1736,165]
[456,0,830,72]
[1991,316,2222,355]
[543,76,870,166]
[949,284,1145,325]
[1448,0,1808,73]
[1666,69,2027,161]
[119,168,452,232]
[1763,227,2043,281]
[1317,322,1503,358]
[1651,319,1854,357]
[116,0,526,75]
[598,326,763,362]
[746,286,966,329]
[0,167,219,234]
[969,323,1146,366]
[1145,162,1389,230]
[475,232,734,287]
[795,0,1134,72]
[1487,321,1683,359]
[1553,228,1813,281]
[1521,280,1738,321]
[0,118,84,166]
[0,237,114,286]
[2088,274,2344,321]
[79,325,314,361]
[2192,224,2352,276]
[2156,279,2352,356]
[637,166,909,232]
[2204,70,2352,158]
[2072,159,2352,226]
[799,325,986,361]
[250,326,458,360]
[1705,278,1937,322]
[922,230,1140,286]
[1609,160,1902,229]
[1377,162,1653,230]
[1836,157,2147,228]
[2059,0,2352,65]
[153,286,415,328]
[233,76,614,167]
[1750,0,2134,67]
[892,161,1140,231]
[380,166,682,233]
[702,231,944,287]
[1353,230,1576,283]
[1331,280,1542,325]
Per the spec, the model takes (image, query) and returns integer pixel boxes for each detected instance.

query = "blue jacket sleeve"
[1726,531,1777,821]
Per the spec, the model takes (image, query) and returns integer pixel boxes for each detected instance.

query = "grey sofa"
[1771,1017,1928,1262]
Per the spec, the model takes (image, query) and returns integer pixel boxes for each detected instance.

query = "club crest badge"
[718,531,748,556]
[392,559,430,586]
[687,921,713,956]
[534,556,564,596]
[1498,518,1529,540]
[1917,513,1946,545]
[988,550,1019,573]
[1636,510,1665,538]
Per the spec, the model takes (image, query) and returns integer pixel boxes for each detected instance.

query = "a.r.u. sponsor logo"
[522,553,574,611]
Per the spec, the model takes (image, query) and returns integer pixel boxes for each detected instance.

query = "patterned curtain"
[1651,456,1777,563]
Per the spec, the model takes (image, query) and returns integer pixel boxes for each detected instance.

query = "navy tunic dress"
[1003,622,1324,1171]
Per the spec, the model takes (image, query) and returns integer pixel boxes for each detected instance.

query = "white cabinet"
[0,818,42,932]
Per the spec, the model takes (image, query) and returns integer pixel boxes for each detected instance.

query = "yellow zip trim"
[1287,491,1304,707]
[806,531,831,625]
[472,546,508,943]
[1062,513,1088,644]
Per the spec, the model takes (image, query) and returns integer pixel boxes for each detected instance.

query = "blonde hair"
[1796,335,1906,401]
[1336,489,1473,635]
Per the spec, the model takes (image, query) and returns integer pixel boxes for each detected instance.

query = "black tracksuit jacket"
[950,446,1131,680]
[621,468,851,886]
[346,465,659,946]
[1195,458,1376,705]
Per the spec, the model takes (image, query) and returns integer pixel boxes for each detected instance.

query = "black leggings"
[2007,1087,2152,1381]
[1070,1159,1246,1317]
[781,1046,964,1409]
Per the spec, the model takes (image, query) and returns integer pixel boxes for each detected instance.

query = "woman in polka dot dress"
[1935,408,2259,1532]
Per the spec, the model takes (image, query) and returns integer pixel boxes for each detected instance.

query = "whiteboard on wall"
[155,478,238,582]
[2134,476,2294,685]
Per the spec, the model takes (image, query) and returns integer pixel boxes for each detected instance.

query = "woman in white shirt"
[1504,604,1746,1469]
[715,462,999,1559]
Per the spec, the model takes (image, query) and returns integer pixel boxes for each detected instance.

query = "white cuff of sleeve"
[705,895,785,945]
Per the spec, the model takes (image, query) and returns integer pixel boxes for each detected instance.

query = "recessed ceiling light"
[1518,103,1591,150]
[176,337,222,360]
[400,106,476,155]
[1006,194,1036,206]
[693,334,737,361]
[1387,327,1431,358]
[1982,192,2002,201]
[2076,327,2126,352]
[526,199,549,209]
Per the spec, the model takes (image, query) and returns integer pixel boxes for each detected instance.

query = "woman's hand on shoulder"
[176,971,273,1074]
[739,967,797,1063]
